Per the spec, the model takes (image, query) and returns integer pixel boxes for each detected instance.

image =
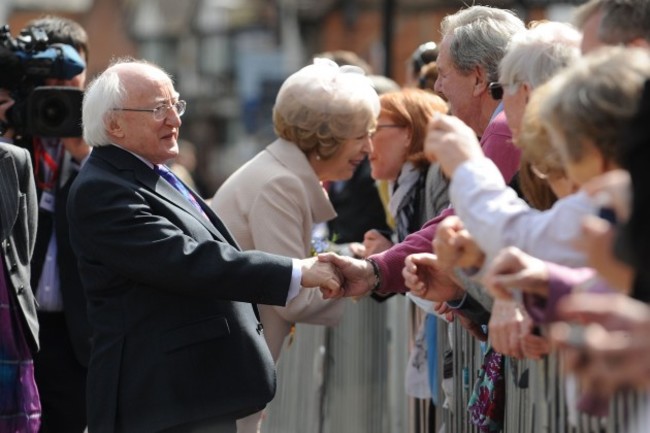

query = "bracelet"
[365,259,382,292]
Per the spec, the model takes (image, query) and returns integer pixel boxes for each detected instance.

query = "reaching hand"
[482,246,550,300]
[488,299,533,359]
[402,253,465,302]
[555,292,650,332]
[298,257,342,295]
[550,295,650,398]
[453,311,488,342]
[582,169,631,222]
[521,333,551,360]
[347,242,366,258]
[433,215,485,272]
[317,252,375,299]
[424,113,484,178]
[577,214,633,292]
[361,229,393,257]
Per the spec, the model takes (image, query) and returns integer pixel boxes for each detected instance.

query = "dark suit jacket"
[67,145,294,433]
[26,138,91,366]
[0,142,39,353]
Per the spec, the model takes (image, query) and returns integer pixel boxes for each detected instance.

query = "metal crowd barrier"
[438,317,647,433]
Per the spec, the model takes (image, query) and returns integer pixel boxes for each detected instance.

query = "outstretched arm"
[316,253,376,299]
[402,253,464,302]
[298,257,343,298]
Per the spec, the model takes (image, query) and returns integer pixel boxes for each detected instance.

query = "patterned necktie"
[155,164,208,220]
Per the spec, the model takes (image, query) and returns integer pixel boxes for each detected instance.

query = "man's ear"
[107,114,124,138]
[473,66,489,97]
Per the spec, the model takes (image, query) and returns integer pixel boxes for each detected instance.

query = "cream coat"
[211,138,345,362]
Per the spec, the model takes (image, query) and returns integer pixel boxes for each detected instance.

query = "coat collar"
[265,138,336,224]
[89,145,235,245]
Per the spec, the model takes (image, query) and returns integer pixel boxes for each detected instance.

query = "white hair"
[499,21,582,93]
[82,67,124,147]
[82,58,172,147]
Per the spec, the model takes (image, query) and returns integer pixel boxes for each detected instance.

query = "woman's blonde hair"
[273,58,380,159]
[516,82,565,180]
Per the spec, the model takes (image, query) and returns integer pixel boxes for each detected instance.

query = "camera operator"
[0,15,90,433]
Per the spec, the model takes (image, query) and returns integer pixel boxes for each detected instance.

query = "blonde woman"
[211,58,379,433]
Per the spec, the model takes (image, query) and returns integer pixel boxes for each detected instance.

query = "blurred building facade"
[3,0,581,196]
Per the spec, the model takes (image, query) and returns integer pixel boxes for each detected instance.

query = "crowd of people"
[1,1,650,432]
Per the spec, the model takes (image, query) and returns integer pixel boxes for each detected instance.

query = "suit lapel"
[200,202,240,248]
[0,150,19,241]
[93,146,239,247]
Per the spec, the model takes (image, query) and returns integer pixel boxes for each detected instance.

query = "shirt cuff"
[287,258,303,304]
[446,292,468,309]
[446,292,492,326]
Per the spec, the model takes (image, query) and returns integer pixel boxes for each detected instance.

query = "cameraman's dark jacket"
[26,138,91,366]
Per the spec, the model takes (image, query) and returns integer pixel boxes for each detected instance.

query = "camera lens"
[28,86,83,137]
[40,96,68,127]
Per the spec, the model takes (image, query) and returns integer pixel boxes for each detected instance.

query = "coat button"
[17,286,24,295]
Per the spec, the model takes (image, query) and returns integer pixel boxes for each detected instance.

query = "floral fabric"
[467,347,505,433]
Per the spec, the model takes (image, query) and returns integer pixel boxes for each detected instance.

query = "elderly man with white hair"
[67,58,343,433]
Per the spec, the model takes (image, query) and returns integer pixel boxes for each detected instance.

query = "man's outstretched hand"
[316,253,376,299]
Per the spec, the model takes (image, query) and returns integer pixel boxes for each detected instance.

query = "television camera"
[0,24,86,137]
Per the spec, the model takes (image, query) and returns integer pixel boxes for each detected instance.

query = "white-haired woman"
[475,21,583,361]
[211,58,379,433]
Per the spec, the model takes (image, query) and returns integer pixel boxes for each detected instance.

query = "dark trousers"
[35,312,87,433]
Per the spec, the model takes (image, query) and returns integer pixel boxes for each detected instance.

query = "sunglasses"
[488,82,503,100]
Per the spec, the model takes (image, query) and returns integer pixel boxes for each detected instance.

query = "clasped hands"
[298,255,376,299]
[305,249,472,306]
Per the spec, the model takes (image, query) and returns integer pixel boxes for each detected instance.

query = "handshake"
[298,253,378,298]
[299,250,466,304]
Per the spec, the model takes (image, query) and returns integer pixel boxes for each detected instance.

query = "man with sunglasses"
[433,5,524,187]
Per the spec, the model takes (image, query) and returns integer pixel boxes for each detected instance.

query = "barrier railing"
[438,317,647,433]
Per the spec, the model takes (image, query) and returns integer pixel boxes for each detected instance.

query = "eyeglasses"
[113,100,187,121]
[488,82,503,100]
[530,163,550,180]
